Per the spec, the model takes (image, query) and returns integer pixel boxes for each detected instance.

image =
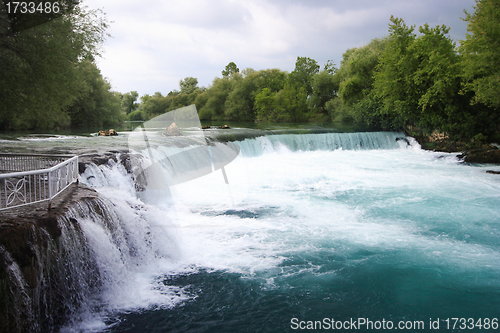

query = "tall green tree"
[308,67,338,116]
[408,23,462,131]
[337,39,386,106]
[255,82,308,122]
[372,16,475,137]
[121,91,139,114]
[140,92,172,119]
[331,38,386,124]
[66,60,124,128]
[288,56,320,96]
[254,87,276,121]
[198,76,233,120]
[194,91,209,113]
[323,60,337,75]
[224,68,286,121]
[373,16,418,129]
[460,0,500,109]
[0,2,109,130]
[274,83,308,122]
[179,77,199,95]
[222,61,239,77]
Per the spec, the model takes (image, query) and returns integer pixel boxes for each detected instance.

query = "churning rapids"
[3,129,500,332]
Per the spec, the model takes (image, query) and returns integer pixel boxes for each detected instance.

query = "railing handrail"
[0,154,79,210]
[0,155,78,179]
[0,153,75,158]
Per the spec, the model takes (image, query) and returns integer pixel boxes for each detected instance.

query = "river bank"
[413,133,500,164]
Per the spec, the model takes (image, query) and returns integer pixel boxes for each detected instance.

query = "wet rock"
[463,149,500,163]
[0,184,100,333]
[395,137,410,145]
[98,129,118,136]
[78,151,138,174]
[163,123,182,136]
[200,125,230,130]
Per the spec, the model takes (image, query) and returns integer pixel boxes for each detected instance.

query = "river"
[2,123,500,332]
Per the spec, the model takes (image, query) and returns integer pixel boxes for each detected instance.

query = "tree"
[127,110,144,121]
[66,60,124,128]
[194,92,209,116]
[255,83,308,123]
[338,39,386,105]
[179,77,198,95]
[409,23,462,131]
[288,56,320,96]
[308,68,338,115]
[460,0,500,109]
[140,92,171,119]
[332,38,387,124]
[121,91,139,114]
[274,83,308,122]
[198,76,233,120]
[224,68,286,121]
[222,62,239,77]
[254,88,276,121]
[0,2,110,130]
[372,16,473,137]
[323,60,337,75]
[373,16,418,129]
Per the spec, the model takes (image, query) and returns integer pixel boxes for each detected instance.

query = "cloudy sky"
[83,0,476,97]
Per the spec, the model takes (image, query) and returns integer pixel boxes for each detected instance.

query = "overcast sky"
[83,0,477,97]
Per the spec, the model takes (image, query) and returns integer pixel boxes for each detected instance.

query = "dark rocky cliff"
[0,184,101,333]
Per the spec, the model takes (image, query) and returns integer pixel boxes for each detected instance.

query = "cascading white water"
[48,131,500,332]
[63,132,414,327]
[236,131,407,157]
[68,132,410,321]
[0,245,35,332]
[59,158,194,331]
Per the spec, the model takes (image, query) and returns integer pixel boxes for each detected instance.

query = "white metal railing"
[0,154,78,210]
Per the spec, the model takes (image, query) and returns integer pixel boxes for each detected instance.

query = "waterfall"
[0,131,417,331]
[235,131,409,157]
[0,215,67,333]
[60,159,184,330]
[58,195,181,330]
[0,156,181,332]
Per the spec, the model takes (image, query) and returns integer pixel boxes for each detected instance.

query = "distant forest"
[1,0,499,141]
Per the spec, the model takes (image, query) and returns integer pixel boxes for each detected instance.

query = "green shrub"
[128,110,144,121]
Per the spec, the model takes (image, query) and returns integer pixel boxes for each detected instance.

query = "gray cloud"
[85,0,476,97]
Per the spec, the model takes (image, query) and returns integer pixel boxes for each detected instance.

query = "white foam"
[71,135,500,330]
[167,146,500,277]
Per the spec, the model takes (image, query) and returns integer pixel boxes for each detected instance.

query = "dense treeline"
[1,0,498,142]
[135,59,328,124]
[131,0,499,141]
[0,0,125,130]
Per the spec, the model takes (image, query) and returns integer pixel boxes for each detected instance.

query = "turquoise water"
[4,129,499,332]
[79,132,500,332]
